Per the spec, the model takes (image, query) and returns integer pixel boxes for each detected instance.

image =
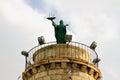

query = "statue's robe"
[52,22,66,43]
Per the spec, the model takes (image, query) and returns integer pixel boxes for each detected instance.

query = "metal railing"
[27,41,99,67]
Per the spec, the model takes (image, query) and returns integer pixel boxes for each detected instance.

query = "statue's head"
[60,20,63,24]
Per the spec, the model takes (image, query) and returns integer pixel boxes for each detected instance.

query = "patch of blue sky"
[25,0,60,18]
[25,0,72,32]
[25,0,46,12]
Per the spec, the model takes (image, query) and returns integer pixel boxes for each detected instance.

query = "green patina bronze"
[51,20,66,44]
[47,17,68,44]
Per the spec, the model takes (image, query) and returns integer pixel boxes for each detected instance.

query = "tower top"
[22,42,102,80]
[21,16,102,80]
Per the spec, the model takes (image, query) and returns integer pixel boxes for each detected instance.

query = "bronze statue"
[47,17,68,44]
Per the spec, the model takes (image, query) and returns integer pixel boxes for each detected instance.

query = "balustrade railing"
[27,41,99,67]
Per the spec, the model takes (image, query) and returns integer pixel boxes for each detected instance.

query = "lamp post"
[21,51,29,68]
[38,36,45,45]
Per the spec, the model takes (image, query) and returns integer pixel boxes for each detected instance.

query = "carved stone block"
[61,62,67,68]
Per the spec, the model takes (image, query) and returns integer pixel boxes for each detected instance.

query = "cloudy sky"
[0,0,120,80]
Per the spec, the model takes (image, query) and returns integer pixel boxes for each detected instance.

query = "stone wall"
[22,44,102,80]
[33,44,90,63]
[22,58,102,80]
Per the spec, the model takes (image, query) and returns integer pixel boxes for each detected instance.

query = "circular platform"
[33,44,90,63]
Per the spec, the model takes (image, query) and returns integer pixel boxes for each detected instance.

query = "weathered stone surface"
[89,69,94,76]
[72,76,80,80]
[23,44,102,80]
[50,75,62,80]
[94,73,99,79]
[57,69,64,74]
[81,65,87,72]
[63,75,72,80]
[23,62,101,80]
[43,76,50,80]
[97,78,101,80]
[61,62,67,68]
[34,73,41,79]
[49,58,70,63]
[39,77,43,80]
[28,76,34,80]
[26,71,31,77]
[72,63,77,69]
[32,68,37,74]
[39,71,47,77]
[40,65,46,72]
[22,75,27,80]
[33,44,90,62]
[48,70,56,75]
[72,72,79,76]
[50,63,56,69]
[48,69,64,75]
[22,72,28,80]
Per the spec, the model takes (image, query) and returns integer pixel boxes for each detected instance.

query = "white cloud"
[0,0,120,80]
[31,1,120,80]
[0,0,55,80]
[43,0,119,43]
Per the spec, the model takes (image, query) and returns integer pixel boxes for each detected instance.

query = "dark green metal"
[47,17,67,44]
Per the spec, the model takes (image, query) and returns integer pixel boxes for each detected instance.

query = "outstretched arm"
[51,20,57,27]
[47,17,57,27]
